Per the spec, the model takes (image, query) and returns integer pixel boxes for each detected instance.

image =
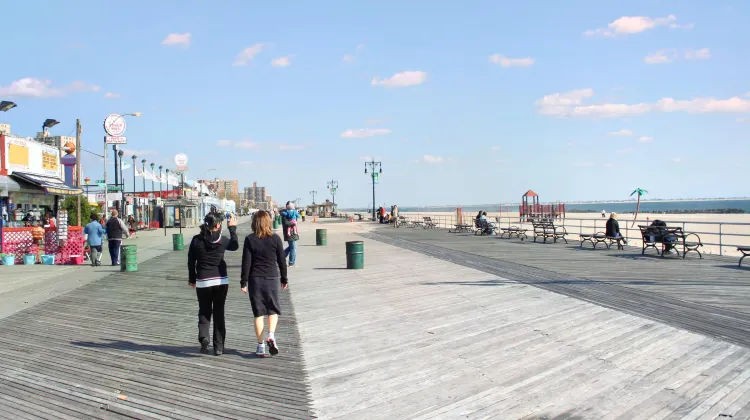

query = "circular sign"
[103,114,127,136]
[174,153,189,166]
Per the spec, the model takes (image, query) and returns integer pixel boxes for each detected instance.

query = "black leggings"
[196,284,229,349]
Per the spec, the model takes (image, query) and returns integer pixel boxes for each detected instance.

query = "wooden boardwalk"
[285,222,750,419]
[366,226,750,349]
[0,226,313,420]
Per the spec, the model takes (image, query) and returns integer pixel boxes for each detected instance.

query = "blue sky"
[1,0,749,207]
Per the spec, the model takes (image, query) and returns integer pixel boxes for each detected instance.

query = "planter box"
[1,256,14,266]
[41,255,56,265]
[23,254,37,265]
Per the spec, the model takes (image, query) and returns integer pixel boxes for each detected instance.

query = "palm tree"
[630,188,648,227]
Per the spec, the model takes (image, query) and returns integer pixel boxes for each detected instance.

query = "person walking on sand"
[105,210,130,265]
[280,201,300,267]
[84,213,106,266]
[240,210,289,357]
[187,212,239,356]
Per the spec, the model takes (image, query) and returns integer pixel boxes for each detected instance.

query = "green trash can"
[273,218,280,230]
[120,245,138,272]
[172,233,184,251]
[345,241,364,269]
[316,229,327,246]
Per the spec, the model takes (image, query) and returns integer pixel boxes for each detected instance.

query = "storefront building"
[1,133,83,256]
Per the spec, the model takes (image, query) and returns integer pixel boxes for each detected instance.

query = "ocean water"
[395,200,750,214]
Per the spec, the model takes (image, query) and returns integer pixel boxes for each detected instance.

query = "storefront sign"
[2,136,61,177]
[95,192,123,203]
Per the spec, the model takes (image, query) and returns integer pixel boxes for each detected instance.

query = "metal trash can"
[121,245,138,272]
[172,233,184,251]
[345,241,364,269]
[316,229,327,246]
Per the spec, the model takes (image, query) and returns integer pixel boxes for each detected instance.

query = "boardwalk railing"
[397,213,750,257]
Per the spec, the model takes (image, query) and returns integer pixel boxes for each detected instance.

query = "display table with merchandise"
[1,226,84,265]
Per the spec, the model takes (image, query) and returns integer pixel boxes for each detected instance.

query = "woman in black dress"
[187,212,239,355]
[240,210,288,357]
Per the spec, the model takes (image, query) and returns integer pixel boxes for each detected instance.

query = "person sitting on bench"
[650,219,676,253]
[605,212,627,245]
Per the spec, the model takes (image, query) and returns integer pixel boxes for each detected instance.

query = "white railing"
[398,213,750,257]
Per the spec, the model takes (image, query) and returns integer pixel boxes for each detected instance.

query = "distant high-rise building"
[34,132,75,148]
[198,179,238,200]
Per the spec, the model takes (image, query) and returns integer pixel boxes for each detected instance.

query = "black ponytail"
[200,212,223,240]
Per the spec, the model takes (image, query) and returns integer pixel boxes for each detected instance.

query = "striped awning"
[9,172,83,196]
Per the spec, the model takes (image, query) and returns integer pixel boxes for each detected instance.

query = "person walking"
[83,213,106,266]
[187,212,239,356]
[392,205,400,228]
[105,210,130,266]
[280,201,300,267]
[240,211,289,357]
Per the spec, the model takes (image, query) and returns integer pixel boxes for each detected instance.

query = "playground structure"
[519,190,565,221]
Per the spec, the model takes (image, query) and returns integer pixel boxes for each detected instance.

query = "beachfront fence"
[399,213,750,257]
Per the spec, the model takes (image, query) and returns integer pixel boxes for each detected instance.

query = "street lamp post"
[310,190,317,205]
[0,101,17,112]
[364,160,383,221]
[132,155,137,221]
[327,179,338,205]
[158,165,163,228]
[117,149,125,216]
[202,168,217,219]
[164,168,171,237]
[103,112,140,214]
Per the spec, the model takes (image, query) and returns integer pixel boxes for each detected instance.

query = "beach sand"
[401,210,750,257]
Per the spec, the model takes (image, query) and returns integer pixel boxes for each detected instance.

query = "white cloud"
[0,78,101,98]
[491,146,501,151]
[343,44,365,63]
[738,117,750,123]
[340,128,392,138]
[234,140,259,149]
[271,56,292,67]
[616,148,633,154]
[216,140,232,147]
[672,157,683,163]
[608,129,633,136]
[535,88,595,116]
[371,71,427,87]
[603,163,615,168]
[233,43,265,66]
[121,149,158,157]
[536,89,750,119]
[343,54,356,62]
[421,155,444,164]
[684,48,711,60]
[638,136,654,143]
[162,33,191,48]
[644,49,677,64]
[488,54,535,68]
[279,144,305,151]
[584,14,691,37]
[104,92,120,99]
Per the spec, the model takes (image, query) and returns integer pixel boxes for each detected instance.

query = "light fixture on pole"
[118,149,125,216]
[364,159,383,221]
[132,155,137,220]
[327,179,338,205]
[103,112,140,214]
[0,101,17,112]
[42,118,59,135]
[310,190,317,205]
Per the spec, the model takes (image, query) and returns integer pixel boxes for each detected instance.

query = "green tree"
[61,195,94,226]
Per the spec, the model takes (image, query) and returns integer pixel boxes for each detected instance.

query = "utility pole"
[327,179,338,205]
[364,159,383,221]
[310,190,317,204]
[75,119,82,226]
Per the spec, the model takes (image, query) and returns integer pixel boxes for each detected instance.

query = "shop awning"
[0,175,22,195]
[9,172,83,196]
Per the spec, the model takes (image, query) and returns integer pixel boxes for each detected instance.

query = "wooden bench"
[498,226,527,240]
[532,221,568,244]
[423,217,438,229]
[449,223,473,233]
[474,219,495,236]
[638,225,703,259]
[579,232,624,250]
[738,247,750,267]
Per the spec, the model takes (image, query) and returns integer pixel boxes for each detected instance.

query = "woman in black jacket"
[605,212,627,245]
[240,210,288,357]
[187,212,239,355]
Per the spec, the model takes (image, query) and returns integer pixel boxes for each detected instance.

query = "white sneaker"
[267,338,279,355]
[256,343,266,357]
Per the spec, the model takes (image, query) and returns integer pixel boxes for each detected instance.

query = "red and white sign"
[174,153,189,171]
[103,114,127,136]
[105,136,127,144]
